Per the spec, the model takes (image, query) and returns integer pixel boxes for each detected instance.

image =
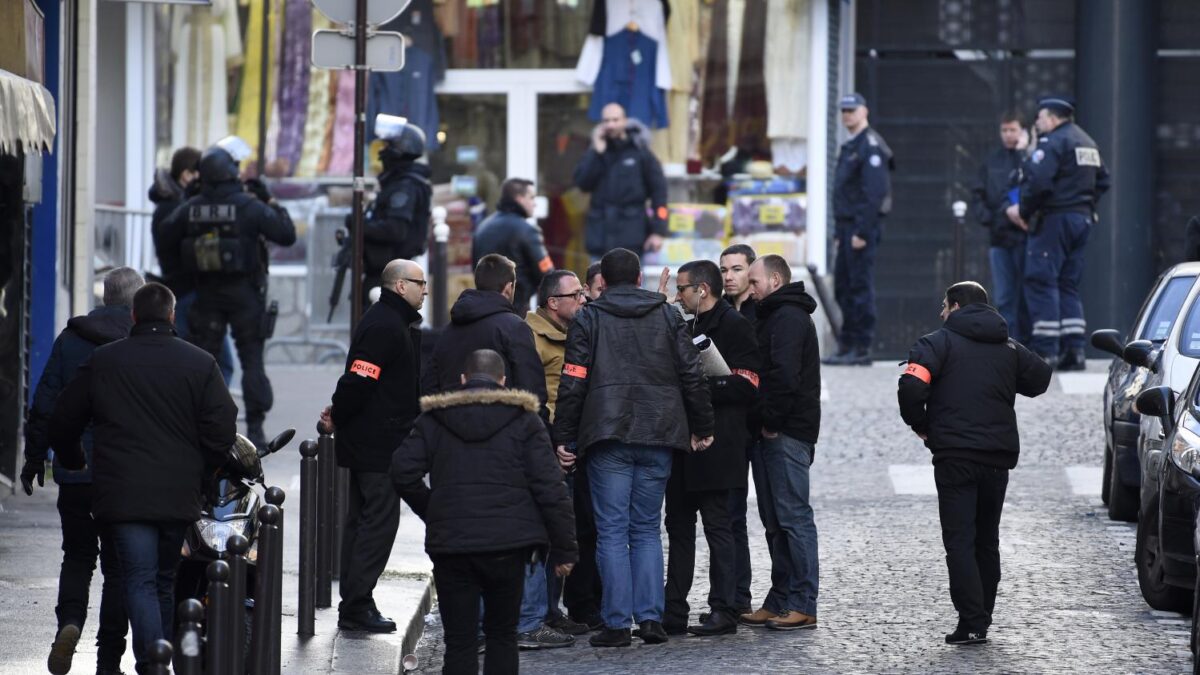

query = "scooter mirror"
[267,428,297,455]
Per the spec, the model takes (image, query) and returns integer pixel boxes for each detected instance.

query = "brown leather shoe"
[738,608,783,626]
[765,611,817,631]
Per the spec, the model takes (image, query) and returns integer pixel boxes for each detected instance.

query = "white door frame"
[436,69,588,183]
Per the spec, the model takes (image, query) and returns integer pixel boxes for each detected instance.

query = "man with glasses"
[319,259,427,633]
[473,178,556,312]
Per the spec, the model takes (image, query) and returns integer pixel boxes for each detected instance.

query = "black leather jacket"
[472,200,553,311]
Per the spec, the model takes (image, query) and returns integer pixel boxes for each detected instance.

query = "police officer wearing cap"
[160,136,297,449]
[827,93,894,366]
[1004,96,1110,370]
[358,114,433,301]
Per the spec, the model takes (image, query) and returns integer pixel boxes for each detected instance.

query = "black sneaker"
[1057,347,1087,371]
[637,620,670,644]
[48,624,81,675]
[642,622,687,636]
[849,349,872,366]
[945,628,988,645]
[589,627,632,647]
[517,625,574,650]
[821,350,854,366]
[546,613,590,636]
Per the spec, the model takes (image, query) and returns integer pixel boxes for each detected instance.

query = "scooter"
[174,428,296,661]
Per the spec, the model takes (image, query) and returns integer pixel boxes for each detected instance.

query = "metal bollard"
[174,598,205,675]
[265,487,286,674]
[333,465,348,580]
[432,206,449,328]
[316,432,335,608]
[147,639,174,675]
[227,534,250,675]
[205,560,232,674]
[298,439,318,636]
[251,503,283,675]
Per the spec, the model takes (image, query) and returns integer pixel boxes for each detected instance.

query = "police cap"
[1037,95,1075,118]
[839,93,867,110]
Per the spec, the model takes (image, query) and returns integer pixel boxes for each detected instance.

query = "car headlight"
[197,519,252,553]
[1170,423,1200,476]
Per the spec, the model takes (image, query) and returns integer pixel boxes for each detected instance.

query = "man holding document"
[661,260,761,637]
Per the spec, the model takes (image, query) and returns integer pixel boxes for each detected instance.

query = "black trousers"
[729,485,752,611]
[934,458,1009,633]
[562,457,602,620]
[663,466,736,627]
[189,279,272,425]
[339,471,402,615]
[57,484,128,671]
[432,548,527,675]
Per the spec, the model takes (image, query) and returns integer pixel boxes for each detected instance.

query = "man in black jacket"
[554,248,714,648]
[23,267,142,675]
[472,178,555,312]
[898,281,1052,645]
[391,349,577,675]
[574,103,669,260]
[662,260,759,637]
[970,112,1028,343]
[50,283,237,673]
[742,254,822,631]
[319,259,426,633]
[424,254,548,415]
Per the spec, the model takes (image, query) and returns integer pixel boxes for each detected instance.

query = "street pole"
[349,0,368,332]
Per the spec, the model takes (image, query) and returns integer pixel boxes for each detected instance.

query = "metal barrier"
[316,433,336,607]
[147,639,174,675]
[251,502,283,675]
[205,560,232,673]
[174,599,205,675]
[298,439,319,636]
[94,205,157,274]
[227,534,251,674]
[265,487,285,669]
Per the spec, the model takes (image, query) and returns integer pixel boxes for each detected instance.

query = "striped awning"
[0,68,55,155]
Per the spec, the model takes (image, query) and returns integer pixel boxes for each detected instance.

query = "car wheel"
[1102,441,1113,505]
[1108,450,1139,522]
[1136,506,1192,613]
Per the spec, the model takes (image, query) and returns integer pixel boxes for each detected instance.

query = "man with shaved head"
[320,257,427,633]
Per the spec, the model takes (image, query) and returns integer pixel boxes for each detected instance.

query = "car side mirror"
[265,428,297,456]
[1090,329,1124,358]
[1122,340,1157,372]
[1135,386,1176,434]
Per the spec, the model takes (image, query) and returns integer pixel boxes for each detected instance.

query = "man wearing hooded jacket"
[898,281,1051,645]
[742,255,822,631]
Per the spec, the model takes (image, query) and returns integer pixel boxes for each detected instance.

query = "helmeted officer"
[358,114,433,302]
[828,93,894,366]
[160,135,297,448]
[1005,96,1110,370]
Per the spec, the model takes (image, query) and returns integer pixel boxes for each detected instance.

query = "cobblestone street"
[412,363,1194,674]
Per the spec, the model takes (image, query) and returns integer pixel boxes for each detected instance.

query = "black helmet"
[376,114,426,163]
[199,136,251,185]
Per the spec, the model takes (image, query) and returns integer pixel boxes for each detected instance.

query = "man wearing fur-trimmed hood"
[391,349,577,674]
[574,102,669,260]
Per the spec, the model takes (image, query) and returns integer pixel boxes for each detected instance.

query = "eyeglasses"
[404,278,428,288]
[676,284,701,294]
[551,290,586,300]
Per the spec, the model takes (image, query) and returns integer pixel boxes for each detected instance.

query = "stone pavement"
[0,365,433,675]
[412,362,1195,674]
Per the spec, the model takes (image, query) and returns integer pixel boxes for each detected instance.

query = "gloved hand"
[243,177,273,204]
[20,459,45,496]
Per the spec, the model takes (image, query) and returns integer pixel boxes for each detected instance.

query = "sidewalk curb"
[400,577,436,670]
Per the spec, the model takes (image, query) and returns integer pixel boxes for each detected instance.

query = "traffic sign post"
[310,0,410,332]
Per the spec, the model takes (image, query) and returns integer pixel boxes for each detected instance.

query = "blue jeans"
[754,435,819,616]
[518,559,548,633]
[175,291,236,386]
[105,522,187,667]
[588,442,673,629]
[988,245,1028,343]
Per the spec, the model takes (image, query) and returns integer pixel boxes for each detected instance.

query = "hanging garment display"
[650,0,697,164]
[169,0,242,150]
[765,0,810,172]
[275,0,312,174]
[327,70,357,175]
[576,0,671,90]
[587,28,668,128]
[295,11,334,177]
[366,46,441,152]
[235,0,281,166]
[380,0,447,81]
[699,0,768,165]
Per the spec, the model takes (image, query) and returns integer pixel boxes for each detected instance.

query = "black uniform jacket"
[1018,121,1110,221]
[832,127,894,239]
[680,299,759,492]
[363,162,433,271]
[756,282,822,446]
[573,120,668,256]
[332,288,423,472]
[553,285,714,454]
[471,199,554,312]
[897,303,1053,469]
[49,321,237,523]
[390,380,578,565]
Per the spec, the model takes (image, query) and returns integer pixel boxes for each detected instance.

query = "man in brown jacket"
[526,270,588,421]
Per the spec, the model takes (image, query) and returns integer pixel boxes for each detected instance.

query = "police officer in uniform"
[1005,96,1110,370]
[161,136,297,448]
[828,93,893,366]
[359,114,433,301]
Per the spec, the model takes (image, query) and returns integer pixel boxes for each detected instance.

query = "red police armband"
[656,206,668,221]
[903,363,931,384]
[538,256,554,273]
[350,360,381,380]
[732,369,760,388]
[563,363,588,379]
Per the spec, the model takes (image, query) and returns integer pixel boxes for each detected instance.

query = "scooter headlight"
[198,519,252,553]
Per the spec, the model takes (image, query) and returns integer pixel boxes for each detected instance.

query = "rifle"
[328,228,352,322]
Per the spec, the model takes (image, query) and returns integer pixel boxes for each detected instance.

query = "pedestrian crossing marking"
[888,464,937,495]
[1065,466,1103,495]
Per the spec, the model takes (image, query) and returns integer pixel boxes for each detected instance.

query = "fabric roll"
[275,0,312,174]
[295,11,334,178]
[765,0,810,143]
[170,0,242,150]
